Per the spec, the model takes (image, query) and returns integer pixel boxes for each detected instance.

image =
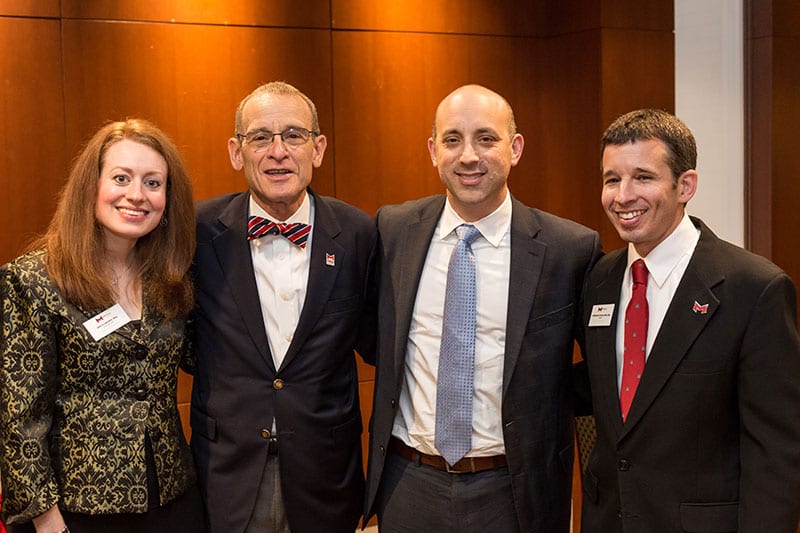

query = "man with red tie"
[579,109,800,532]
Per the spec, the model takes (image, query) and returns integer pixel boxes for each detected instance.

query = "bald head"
[432,84,517,140]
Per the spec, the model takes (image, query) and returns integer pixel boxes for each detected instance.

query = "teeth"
[266,169,290,174]
[619,209,646,220]
[118,208,145,216]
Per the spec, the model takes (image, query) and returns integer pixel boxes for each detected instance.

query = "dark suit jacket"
[364,194,602,532]
[189,189,377,533]
[0,251,195,524]
[580,217,800,533]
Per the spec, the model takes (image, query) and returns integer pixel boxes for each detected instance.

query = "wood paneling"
[332,31,547,214]
[0,17,65,265]
[0,0,58,17]
[60,20,335,202]
[61,0,331,28]
[747,0,800,315]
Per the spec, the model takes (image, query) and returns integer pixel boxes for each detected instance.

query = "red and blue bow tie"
[247,215,311,249]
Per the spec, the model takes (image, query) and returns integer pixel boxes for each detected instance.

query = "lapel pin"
[692,301,709,314]
[325,253,336,267]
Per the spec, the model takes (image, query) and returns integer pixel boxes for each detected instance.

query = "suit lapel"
[620,222,724,436]
[281,192,344,370]
[212,192,274,369]
[502,199,546,397]
[393,198,444,377]
[587,251,628,438]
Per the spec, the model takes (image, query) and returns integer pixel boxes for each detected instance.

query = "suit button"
[617,459,631,471]
[273,379,284,390]
[390,399,396,408]
[135,348,147,361]
[260,428,271,439]
[135,388,147,401]
[379,445,385,455]
[617,510,623,519]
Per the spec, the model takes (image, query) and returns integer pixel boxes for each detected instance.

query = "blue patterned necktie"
[435,224,481,465]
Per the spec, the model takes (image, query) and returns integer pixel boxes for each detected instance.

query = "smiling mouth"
[118,207,147,217]
[617,208,647,220]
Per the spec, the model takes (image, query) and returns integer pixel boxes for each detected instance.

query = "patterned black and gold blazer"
[0,250,196,525]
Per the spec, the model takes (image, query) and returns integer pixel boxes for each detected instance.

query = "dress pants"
[376,449,521,533]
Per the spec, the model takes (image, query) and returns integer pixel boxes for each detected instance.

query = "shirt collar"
[626,212,700,288]
[248,191,313,225]
[438,191,512,247]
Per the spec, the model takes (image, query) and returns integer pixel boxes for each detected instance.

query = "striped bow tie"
[247,215,311,249]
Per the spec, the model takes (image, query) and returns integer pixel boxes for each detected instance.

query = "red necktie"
[247,215,311,249]
[620,259,649,422]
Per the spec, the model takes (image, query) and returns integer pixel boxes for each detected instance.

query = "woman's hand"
[32,505,67,533]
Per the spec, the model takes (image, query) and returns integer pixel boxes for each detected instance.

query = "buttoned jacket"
[0,251,196,525]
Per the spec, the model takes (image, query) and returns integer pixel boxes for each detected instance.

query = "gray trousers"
[244,454,291,533]
[376,450,521,533]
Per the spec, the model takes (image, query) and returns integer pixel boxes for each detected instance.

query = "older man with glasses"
[188,81,377,533]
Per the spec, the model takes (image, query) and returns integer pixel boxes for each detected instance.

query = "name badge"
[588,303,615,327]
[83,303,132,341]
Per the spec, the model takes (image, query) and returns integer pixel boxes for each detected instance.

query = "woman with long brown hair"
[0,119,204,532]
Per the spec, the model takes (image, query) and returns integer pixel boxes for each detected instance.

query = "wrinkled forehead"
[242,93,313,131]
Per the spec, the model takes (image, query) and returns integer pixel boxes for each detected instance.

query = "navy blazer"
[189,189,377,533]
[580,217,800,533]
[364,194,602,532]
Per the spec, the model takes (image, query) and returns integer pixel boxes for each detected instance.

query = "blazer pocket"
[322,295,359,316]
[190,407,218,442]
[331,413,363,445]
[527,303,574,332]
[674,358,727,375]
[679,501,738,532]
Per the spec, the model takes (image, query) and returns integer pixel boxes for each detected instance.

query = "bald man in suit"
[579,109,800,532]
[364,84,602,532]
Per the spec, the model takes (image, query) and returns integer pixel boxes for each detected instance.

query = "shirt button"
[281,293,291,301]
[284,335,292,342]
[260,428,271,439]
[273,379,284,390]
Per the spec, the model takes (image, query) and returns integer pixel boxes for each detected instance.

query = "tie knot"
[455,224,481,245]
[631,259,649,285]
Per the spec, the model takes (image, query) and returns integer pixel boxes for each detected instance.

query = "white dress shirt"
[249,193,314,370]
[393,192,512,457]
[615,212,700,390]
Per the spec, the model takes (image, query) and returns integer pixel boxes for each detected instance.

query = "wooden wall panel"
[0,0,58,17]
[332,31,549,215]
[61,0,331,28]
[332,0,569,35]
[766,35,800,300]
[60,20,335,202]
[0,17,66,265]
[747,0,800,315]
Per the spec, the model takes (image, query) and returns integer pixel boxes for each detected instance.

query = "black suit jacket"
[189,189,377,533]
[580,217,800,533]
[364,194,602,532]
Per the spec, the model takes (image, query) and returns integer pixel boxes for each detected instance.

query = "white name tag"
[83,303,132,341]
[588,303,615,327]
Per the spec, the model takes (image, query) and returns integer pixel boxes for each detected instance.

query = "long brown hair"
[32,119,195,319]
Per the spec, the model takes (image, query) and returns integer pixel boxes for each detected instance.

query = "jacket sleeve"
[737,272,800,530]
[0,262,60,525]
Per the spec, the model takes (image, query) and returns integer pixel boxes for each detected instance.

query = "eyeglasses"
[236,127,318,151]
